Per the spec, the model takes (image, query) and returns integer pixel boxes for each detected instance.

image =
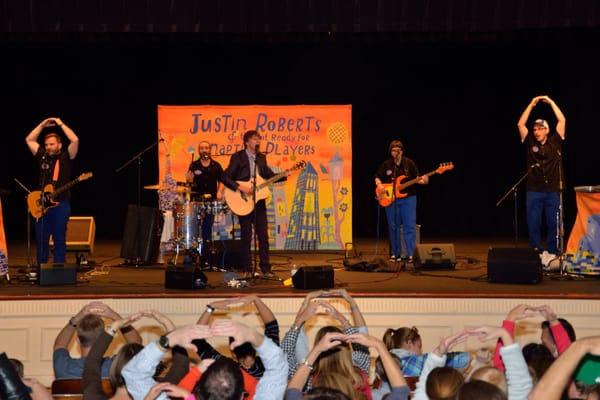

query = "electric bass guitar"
[27,172,93,219]
[224,161,306,216]
[376,162,454,207]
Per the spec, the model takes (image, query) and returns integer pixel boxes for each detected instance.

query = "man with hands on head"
[53,301,142,379]
[193,295,280,379]
[122,320,287,400]
[25,117,79,265]
[517,95,566,266]
[292,289,368,366]
[492,304,574,373]
[282,289,370,383]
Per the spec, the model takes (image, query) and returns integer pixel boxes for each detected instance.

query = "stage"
[3,237,600,386]
[2,238,599,300]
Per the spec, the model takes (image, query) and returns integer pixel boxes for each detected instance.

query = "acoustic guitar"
[376,162,454,207]
[27,172,93,219]
[224,161,306,216]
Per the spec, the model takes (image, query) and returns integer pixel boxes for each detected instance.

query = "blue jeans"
[526,191,559,254]
[35,200,71,264]
[385,196,417,257]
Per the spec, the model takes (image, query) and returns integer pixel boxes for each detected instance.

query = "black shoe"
[262,271,278,279]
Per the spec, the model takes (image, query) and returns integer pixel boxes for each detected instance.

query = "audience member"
[53,301,142,379]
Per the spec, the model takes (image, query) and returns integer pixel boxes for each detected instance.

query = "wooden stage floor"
[2,238,599,300]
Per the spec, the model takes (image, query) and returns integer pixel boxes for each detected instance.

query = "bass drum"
[174,201,201,249]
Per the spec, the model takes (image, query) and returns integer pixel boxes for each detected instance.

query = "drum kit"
[144,182,229,268]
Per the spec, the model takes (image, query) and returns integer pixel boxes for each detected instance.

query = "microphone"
[530,163,541,168]
[41,149,47,159]
[254,143,260,153]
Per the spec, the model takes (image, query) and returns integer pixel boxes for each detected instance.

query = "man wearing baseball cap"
[517,95,566,267]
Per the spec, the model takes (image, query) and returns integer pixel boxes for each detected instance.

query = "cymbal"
[143,184,197,194]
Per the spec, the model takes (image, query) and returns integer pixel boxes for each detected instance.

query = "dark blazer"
[222,149,286,191]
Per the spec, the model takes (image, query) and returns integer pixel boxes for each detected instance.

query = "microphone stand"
[496,166,536,247]
[13,179,34,273]
[115,138,163,267]
[557,150,566,275]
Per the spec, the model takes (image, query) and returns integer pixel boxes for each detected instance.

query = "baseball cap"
[575,354,600,385]
[533,119,549,129]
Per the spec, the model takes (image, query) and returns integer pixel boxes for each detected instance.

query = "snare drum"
[174,201,202,249]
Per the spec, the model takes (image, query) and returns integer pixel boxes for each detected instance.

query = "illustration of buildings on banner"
[285,162,321,250]
[267,167,289,248]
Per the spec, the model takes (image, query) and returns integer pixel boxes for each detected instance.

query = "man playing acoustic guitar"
[375,140,428,263]
[26,117,79,265]
[222,130,288,278]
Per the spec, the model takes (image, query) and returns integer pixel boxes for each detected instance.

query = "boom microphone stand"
[13,178,35,271]
[496,164,539,247]
[116,138,163,267]
[557,149,566,275]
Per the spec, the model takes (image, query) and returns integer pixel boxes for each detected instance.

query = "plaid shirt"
[282,325,370,390]
[390,348,470,377]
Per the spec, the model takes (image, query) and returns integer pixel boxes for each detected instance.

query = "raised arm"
[517,96,542,142]
[539,96,566,139]
[53,118,79,159]
[97,303,143,344]
[332,289,367,328]
[25,118,55,155]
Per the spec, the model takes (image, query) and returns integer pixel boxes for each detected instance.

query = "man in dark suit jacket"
[222,130,286,277]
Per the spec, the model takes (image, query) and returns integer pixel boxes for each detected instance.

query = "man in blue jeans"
[26,117,79,265]
[517,95,566,266]
[375,140,428,263]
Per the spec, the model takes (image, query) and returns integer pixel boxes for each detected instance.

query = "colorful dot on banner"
[282,157,288,162]
[327,122,349,144]
[290,154,297,161]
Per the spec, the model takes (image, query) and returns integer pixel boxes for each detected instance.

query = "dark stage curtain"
[1,0,600,35]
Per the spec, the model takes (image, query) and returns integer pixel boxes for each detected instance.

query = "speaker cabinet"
[487,248,543,284]
[39,263,77,286]
[120,205,163,264]
[165,267,207,290]
[49,216,96,254]
[414,243,456,269]
[292,265,334,289]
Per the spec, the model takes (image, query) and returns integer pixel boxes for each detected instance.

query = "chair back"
[51,378,113,399]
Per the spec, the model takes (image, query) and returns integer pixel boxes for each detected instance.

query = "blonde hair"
[470,366,507,394]
[313,326,366,400]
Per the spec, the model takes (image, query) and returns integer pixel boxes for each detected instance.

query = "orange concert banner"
[564,189,600,275]
[157,105,352,250]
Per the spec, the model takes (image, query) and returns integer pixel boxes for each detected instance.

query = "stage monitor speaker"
[487,248,543,284]
[292,265,334,289]
[49,216,96,254]
[211,240,242,270]
[165,267,207,290]
[120,205,163,264]
[414,243,456,269]
[39,263,77,286]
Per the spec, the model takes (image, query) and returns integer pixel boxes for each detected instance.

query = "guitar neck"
[401,170,438,188]
[257,171,288,190]
[50,178,81,199]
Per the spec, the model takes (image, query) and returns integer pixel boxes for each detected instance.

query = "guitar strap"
[52,158,60,184]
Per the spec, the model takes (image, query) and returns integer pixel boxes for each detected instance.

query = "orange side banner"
[157,105,352,250]
[564,191,600,275]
